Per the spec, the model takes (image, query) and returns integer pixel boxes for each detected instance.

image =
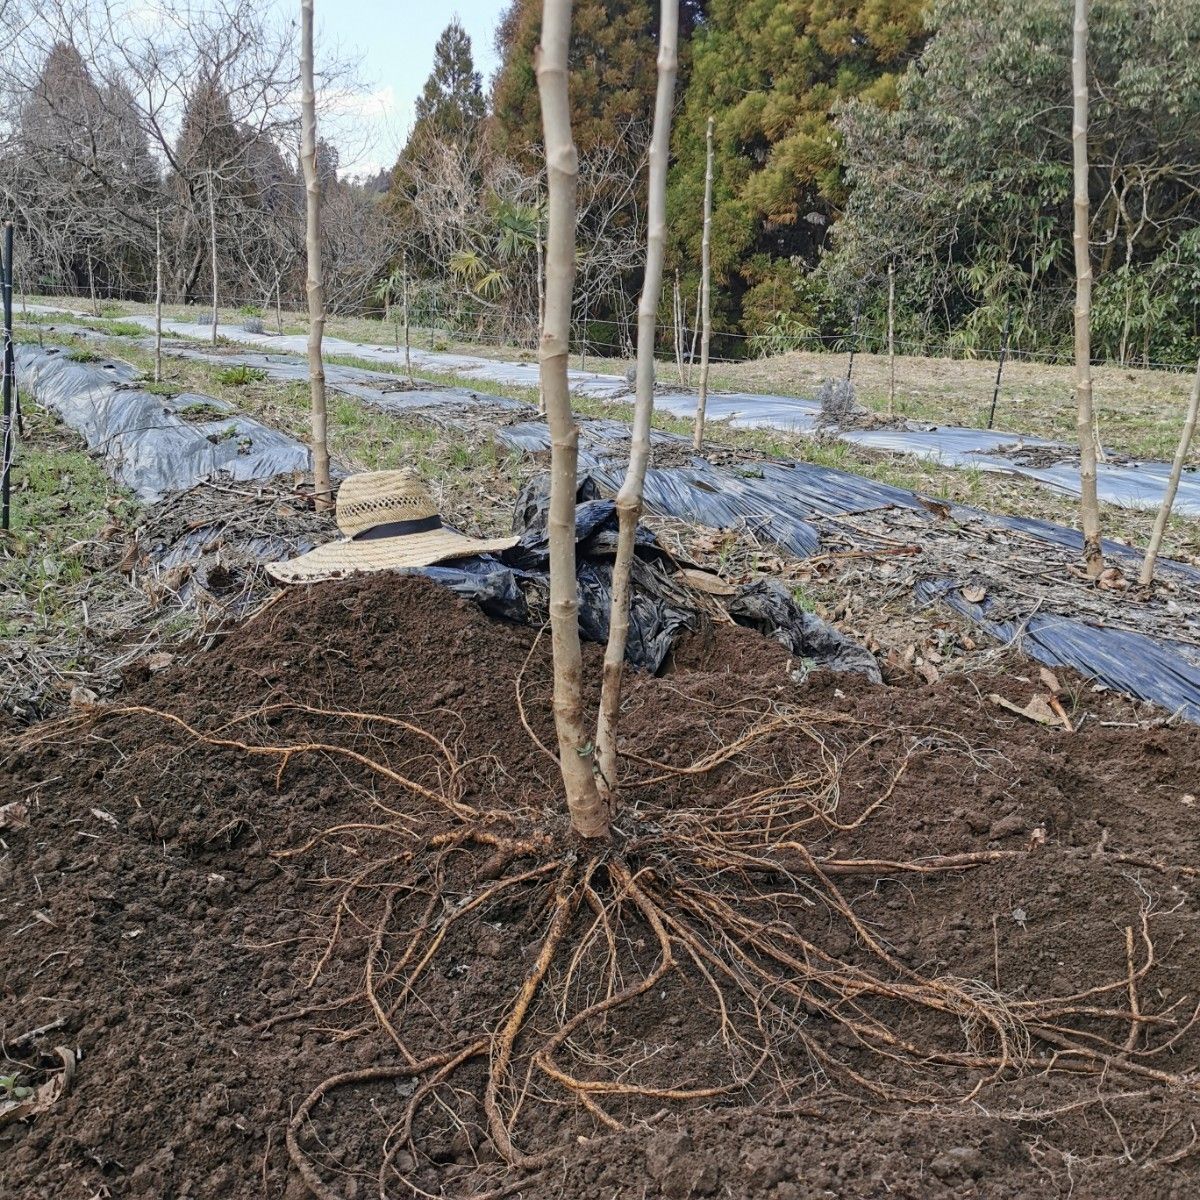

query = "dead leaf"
[69,686,98,709]
[0,1047,75,1128]
[117,539,141,575]
[916,661,940,685]
[1097,567,1128,591]
[678,568,736,597]
[1182,794,1196,808]
[146,652,174,672]
[915,495,952,519]
[1038,667,1063,695]
[989,693,1063,728]
[91,808,119,828]
[0,801,29,830]
[961,584,987,605]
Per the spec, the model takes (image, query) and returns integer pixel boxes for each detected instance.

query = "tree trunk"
[886,261,896,417]
[300,0,333,511]
[687,279,700,387]
[403,255,413,384]
[536,217,546,415]
[536,0,609,840]
[673,269,684,385]
[594,0,678,798]
[1072,0,1103,576]
[692,115,714,451]
[1139,358,1200,586]
[207,171,219,347]
[87,251,98,316]
[154,209,163,383]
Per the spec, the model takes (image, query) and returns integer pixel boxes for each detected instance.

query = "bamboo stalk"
[1139,358,1200,586]
[595,0,678,798]
[536,0,609,839]
[300,0,332,511]
[692,115,714,451]
[1072,0,1103,576]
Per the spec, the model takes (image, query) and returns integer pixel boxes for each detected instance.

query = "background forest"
[5,0,1200,367]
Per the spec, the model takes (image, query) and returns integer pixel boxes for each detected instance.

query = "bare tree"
[300,0,332,511]
[1072,0,1103,576]
[595,0,678,798]
[537,0,609,839]
[392,122,647,348]
[1139,358,1199,585]
[692,114,714,451]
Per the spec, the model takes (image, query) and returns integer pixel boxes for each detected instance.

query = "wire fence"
[19,279,1200,458]
[22,277,1200,380]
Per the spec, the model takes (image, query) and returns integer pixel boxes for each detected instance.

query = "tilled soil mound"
[2,575,1198,1199]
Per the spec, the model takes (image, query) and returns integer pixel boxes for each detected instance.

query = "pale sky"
[312,0,508,177]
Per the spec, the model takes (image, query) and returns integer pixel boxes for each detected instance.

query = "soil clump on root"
[2,574,1199,1199]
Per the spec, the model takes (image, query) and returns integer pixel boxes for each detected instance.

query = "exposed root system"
[4,576,1198,1199]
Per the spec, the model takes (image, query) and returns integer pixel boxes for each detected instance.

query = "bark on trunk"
[536,0,609,839]
[692,115,714,451]
[1072,0,1103,576]
[1139,358,1200,585]
[300,0,333,511]
[594,0,679,798]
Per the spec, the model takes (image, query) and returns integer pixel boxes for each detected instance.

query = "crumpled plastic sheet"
[729,580,882,682]
[438,481,880,678]
[16,345,314,501]
[917,579,1200,722]
[46,304,1197,516]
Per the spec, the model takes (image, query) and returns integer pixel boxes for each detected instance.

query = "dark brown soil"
[2,574,1198,1199]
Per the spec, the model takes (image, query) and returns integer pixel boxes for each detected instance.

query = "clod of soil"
[2,574,1198,1199]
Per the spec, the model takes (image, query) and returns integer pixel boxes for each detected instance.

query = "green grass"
[176,401,224,421]
[0,409,139,642]
[66,347,101,363]
[214,364,267,386]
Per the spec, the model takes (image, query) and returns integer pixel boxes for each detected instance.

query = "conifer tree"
[410,20,485,151]
[665,0,926,333]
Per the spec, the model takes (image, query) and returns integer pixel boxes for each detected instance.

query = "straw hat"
[266,471,519,584]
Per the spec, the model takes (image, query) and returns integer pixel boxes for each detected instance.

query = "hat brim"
[266,528,520,584]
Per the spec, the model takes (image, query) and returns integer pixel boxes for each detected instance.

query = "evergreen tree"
[490,0,706,162]
[411,19,485,150]
[828,0,1200,365]
[665,0,927,335]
